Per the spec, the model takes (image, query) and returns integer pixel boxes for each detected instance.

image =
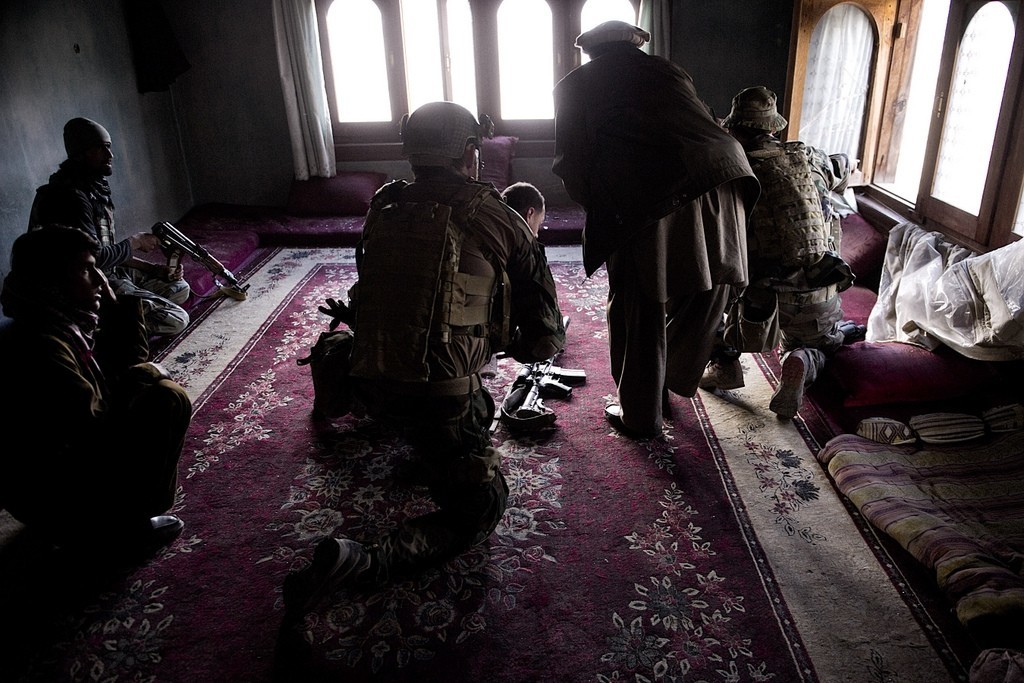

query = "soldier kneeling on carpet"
[0,225,191,558]
[284,101,565,615]
[699,86,856,419]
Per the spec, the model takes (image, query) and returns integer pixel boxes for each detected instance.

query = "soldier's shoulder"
[370,179,408,208]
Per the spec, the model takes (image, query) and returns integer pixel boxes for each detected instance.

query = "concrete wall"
[674,0,793,118]
[162,0,294,209]
[0,0,192,277]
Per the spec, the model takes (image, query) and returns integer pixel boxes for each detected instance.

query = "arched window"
[930,1,1016,216]
[497,0,554,120]
[324,0,391,122]
[874,0,949,200]
[791,0,1024,248]
[401,0,476,115]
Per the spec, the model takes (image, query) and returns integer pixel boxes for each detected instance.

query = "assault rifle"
[153,221,250,301]
[495,316,585,432]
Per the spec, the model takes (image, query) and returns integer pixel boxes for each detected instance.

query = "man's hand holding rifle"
[152,221,250,301]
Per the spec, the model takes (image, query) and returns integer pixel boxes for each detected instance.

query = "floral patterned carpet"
[1,247,973,682]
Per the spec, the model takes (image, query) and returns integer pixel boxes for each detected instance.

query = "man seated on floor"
[29,117,190,337]
[283,101,565,615]
[501,181,546,238]
[0,225,191,558]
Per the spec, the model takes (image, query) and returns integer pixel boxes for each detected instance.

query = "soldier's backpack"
[747,140,831,268]
[348,180,509,384]
[296,329,356,419]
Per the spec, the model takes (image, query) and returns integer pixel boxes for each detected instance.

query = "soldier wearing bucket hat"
[29,117,190,337]
[700,86,855,420]
[552,20,759,439]
[722,86,789,133]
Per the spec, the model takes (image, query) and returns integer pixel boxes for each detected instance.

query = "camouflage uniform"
[347,167,565,581]
[743,134,851,386]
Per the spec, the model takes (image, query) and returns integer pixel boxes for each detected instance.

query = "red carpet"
[1,252,969,682]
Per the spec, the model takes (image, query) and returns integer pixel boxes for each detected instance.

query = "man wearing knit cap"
[552,20,759,438]
[699,86,853,419]
[29,117,190,337]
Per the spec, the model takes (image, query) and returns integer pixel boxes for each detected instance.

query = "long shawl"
[553,47,758,276]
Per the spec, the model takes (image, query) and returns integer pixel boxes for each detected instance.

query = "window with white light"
[790,0,1024,248]
[318,0,641,141]
[497,0,553,119]
[325,0,391,122]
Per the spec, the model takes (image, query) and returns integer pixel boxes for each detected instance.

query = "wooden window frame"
[784,0,898,188]
[788,0,1024,251]
[314,0,639,160]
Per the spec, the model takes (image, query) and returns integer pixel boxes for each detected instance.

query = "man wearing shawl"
[552,21,758,437]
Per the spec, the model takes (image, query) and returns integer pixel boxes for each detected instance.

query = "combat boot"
[283,537,373,618]
[698,357,744,391]
[769,349,810,419]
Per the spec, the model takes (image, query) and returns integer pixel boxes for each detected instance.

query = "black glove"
[318,298,352,331]
[838,320,866,345]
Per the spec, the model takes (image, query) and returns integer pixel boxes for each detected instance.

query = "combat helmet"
[400,101,493,166]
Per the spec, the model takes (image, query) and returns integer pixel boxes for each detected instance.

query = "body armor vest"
[747,140,830,268]
[349,180,506,383]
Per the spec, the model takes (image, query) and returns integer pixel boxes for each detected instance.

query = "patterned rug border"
[750,352,973,680]
[692,392,818,681]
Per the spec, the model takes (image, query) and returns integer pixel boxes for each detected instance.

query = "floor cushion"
[840,212,888,291]
[828,341,1005,409]
[480,135,518,192]
[286,171,388,217]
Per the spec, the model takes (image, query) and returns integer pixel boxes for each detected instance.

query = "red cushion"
[838,285,877,325]
[480,135,518,191]
[286,171,388,217]
[827,341,1002,408]
[840,213,887,290]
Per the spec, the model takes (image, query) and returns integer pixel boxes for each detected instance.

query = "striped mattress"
[817,430,1024,634]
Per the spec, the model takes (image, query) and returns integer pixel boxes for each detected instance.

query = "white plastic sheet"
[867,222,1024,361]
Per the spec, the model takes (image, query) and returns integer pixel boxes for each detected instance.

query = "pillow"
[480,135,518,191]
[840,213,887,290]
[982,403,1024,432]
[855,417,916,445]
[827,341,1002,408]
[908,412,986,444]
[286,171,388,217]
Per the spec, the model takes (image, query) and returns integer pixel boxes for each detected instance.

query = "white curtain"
[272,0,336,180]
[639,0,671,59]
[799,5,873,160]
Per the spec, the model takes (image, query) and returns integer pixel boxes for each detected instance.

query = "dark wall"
[673,0,793,120]
[162,0,294,210]
[0,0,192,277]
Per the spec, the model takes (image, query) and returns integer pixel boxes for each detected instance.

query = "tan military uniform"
[743,134,851,384]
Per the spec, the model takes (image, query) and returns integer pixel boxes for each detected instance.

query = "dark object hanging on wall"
[123,0,191,93]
